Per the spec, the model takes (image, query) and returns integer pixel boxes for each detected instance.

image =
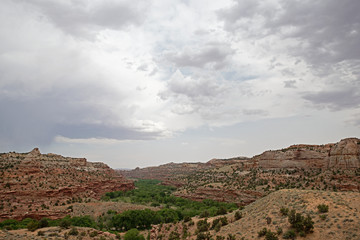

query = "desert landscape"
[1,0,359,239]
[0,138,359,240]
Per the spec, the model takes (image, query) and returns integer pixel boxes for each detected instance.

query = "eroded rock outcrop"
[253,138,360,169]
[0,148,134,221]
[328,138,360,168]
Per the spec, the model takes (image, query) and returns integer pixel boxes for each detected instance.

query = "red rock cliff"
[252,138,359,169]
[0,148,134,221]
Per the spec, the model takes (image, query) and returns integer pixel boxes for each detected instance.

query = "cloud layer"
[0,0,359,166]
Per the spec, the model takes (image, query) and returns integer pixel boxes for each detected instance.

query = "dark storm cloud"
[303,88,360,110]
[0,88,161,151]
[16,0,147,37]
[166,44,234,70]
[218,0,360,65]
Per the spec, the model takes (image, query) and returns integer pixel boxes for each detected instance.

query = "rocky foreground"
[150,189,360,240]
[0,148,134,221]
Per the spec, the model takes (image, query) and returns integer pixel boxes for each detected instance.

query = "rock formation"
[0,148,134,221]
[123,138,360,205]
[252,138,360,169]
[328,138,360,168]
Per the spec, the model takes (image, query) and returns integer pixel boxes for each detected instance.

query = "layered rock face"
[328,138,360,168]
[253,138,360,169]
[125,138,360,183]
[0,148,134,221]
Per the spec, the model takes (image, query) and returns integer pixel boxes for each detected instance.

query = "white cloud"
[1,0,359,167]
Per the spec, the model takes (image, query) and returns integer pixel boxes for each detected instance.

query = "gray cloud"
[166,44,234,70]
[242,109,268,116]
[284,80,297,88]
[16,0,147,38]
[303,87,360,111]
[0,0,167,153]
[159,70,229,118]
[160,70,225,102]
[218,0,360,66]
[0,86,161,150]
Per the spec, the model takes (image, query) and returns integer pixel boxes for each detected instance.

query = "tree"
[27,220,39,232]
[59,219,71,229]
[124,229,145,240]
[283,230,296,240]
[38,218,49,228]
[303,215,314,233]
[197,219,210,232]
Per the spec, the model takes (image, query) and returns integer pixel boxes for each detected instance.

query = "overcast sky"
[1,0,359,169]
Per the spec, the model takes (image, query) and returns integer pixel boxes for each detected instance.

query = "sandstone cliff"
[252,138,360,169]
[0,148,134,221]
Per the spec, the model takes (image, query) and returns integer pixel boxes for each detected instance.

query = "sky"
[0,0,359,169]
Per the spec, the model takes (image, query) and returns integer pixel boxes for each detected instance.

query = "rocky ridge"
[252,137,360,169]
[0,148,134,221]
[124,138,360,205]
[124,138,360,180]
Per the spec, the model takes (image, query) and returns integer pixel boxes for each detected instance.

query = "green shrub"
[196,232,211,240]
[216,207,227,215]
[226,234,236,240]
[168,231,180,240]
[283,230,296,239]
[124,229,145,240]
[214,222,221,232]
[258,227,268,237]
[265,231,278,240]
[317,204,329,213]
[59,219,71,229]
[280,207,289,216]
[303,215,314,233]
[288,209,314,234]
[234,211,242,220]
[69,227,78,236]
[200,211,210,218]
[184,216,191,222]
[27,220,39,232]
[89,231,98,237]
[38,218,49,228]
[197,219,210,232]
